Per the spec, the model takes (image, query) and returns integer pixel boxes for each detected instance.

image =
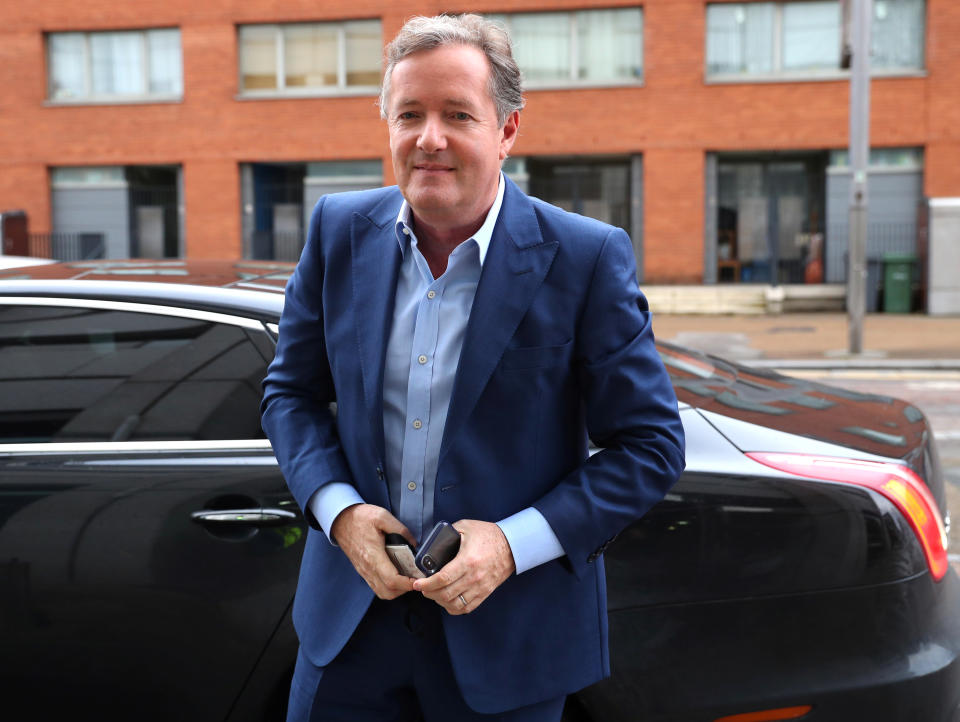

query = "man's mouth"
[413,163,454,172]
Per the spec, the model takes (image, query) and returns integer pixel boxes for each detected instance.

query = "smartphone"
[385,533,424,578]
[414,521,461,576]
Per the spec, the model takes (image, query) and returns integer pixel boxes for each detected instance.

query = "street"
[786,369,960,562]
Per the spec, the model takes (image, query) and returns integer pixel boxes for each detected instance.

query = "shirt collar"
[395,172,505,266]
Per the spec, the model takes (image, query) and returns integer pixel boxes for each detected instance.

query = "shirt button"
[402,227,411,236]
[412,419,423,429]
[427,290,436,299]
[418,354,427,365]
[407,481,417,491]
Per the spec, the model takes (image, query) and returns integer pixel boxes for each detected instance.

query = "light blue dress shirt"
[308,174,564,574]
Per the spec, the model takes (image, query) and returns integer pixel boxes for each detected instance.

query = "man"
[261,13,685,722]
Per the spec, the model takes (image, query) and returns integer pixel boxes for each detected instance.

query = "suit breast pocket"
[499,339,573,371]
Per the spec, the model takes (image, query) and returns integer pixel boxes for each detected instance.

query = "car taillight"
[746,452,949,582]
[714,705,812,722]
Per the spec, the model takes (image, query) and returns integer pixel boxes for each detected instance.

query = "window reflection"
[0,306,268,442]
[658,342,927,458]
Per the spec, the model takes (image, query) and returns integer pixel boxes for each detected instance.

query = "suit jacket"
[260,177,685,713]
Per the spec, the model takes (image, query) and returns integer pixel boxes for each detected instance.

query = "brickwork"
[925,0,960,197]
[644,149,704,283]
[182,160,241,258]
[0,0,957,276]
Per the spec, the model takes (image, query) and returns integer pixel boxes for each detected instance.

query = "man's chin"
[404,188,457,214]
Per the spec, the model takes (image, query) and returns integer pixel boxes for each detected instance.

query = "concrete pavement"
[652,312,960,366]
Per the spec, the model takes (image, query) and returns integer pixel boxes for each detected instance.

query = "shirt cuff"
[307,482,365,545]
[496,507,565,574]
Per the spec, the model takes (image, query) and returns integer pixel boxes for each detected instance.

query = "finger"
[379,577,415,600]
[412,564,464,593]
[427,593,463,615]
[371,567,416,599]
[433,584,474,609]
[437,588,479,615]
[354,543,407,585]
[432,581,460,600]
[399,528,418,548]
[440,578,487,612]
[373,549,417,586]
[421,566,486,607]
[373,512,419,548]
[381,521,418,549]
[455,591,475,614]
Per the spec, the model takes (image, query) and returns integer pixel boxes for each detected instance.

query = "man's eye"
[398,112,418,121]
[452,112,470,121]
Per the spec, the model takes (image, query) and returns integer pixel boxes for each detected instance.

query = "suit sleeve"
[533,227,686,579]
[261,197,357,529]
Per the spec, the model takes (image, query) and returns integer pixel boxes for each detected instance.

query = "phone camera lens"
[423,556,435,571]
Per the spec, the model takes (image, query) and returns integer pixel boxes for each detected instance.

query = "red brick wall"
[925,0,960,197]
[1,0,957,280]
[644,149,704,283]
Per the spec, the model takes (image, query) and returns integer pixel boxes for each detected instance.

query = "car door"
[0,297,302,720]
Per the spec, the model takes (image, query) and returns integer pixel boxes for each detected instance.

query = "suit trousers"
[286,594,566,722]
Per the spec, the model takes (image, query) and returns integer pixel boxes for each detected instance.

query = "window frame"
[704,0,926,84]
[488,8,645,90]
[45,28,183,105]
[0,295,276,449]
[236,20,382,99]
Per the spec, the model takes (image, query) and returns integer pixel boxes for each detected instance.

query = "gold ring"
[458,594,467,607]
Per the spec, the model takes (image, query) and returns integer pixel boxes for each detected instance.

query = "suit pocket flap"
[500,340,572,370]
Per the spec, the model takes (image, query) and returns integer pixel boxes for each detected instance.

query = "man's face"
[386,44,519,230]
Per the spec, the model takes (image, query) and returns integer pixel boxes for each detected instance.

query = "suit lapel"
[351,192,403,465]
[440,179,558,461]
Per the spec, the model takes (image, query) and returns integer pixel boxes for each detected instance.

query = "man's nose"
[416,116,447,153]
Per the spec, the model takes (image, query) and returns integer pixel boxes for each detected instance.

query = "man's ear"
[499,111,520,160]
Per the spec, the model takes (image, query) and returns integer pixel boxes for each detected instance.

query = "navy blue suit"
[261,177,685,714]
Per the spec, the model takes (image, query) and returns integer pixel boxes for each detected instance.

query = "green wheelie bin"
[882,253,916,313]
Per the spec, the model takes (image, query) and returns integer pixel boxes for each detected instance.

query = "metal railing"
[28,232,106,261]
[826,221,917,280]
[827,221,919,311]
[249,230,305,262]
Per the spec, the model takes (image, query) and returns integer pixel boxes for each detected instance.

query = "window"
[50,165,182,259]
[782,2,841,70]
[828,147,923,168]
[238,20,381,95]
[715,153,827,284]
[871,0,925,69]
[305,160,383,183]
[488,8,643,86]
[48,29,182,102]
[527,159,632,234]
[0,304,269,442]
[51,167,125,186]
[706,0,924,79]
[242,159,384,261]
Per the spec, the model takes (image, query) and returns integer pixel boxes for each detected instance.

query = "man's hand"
[413,519,516,615]
[330,504,418,600]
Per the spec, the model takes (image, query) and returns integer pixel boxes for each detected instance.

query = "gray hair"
[379,14,525,127]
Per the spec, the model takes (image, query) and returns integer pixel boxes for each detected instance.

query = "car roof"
[0,255,57,270]
[0,259,291,319]
[0,259,925,465]
[0,258,293,288]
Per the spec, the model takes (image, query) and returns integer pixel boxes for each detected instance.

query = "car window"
[0,304,269,442]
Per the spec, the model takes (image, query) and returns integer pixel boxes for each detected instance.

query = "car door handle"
[191,508,298,527]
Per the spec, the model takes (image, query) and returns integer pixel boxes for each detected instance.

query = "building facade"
[1,1,957,306]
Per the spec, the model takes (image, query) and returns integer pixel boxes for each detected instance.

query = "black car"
[1,260,958,722]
